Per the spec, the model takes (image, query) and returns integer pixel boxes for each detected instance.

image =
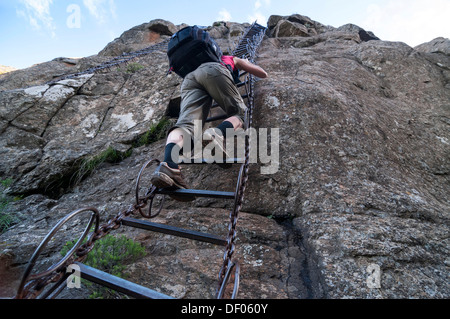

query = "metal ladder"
[14,22,267,300]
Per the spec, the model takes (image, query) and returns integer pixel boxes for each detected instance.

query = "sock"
[164,143,180,169]
[216,121,234,138]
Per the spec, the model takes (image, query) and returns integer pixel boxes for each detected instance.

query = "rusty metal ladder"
[14,22,267,300]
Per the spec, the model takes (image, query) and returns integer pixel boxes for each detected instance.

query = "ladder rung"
[156,188,235,199]
[177,158,244,164]
[74,262,174,299]
[122,217,227,246]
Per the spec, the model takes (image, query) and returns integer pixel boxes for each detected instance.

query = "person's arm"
[233,57,268,78]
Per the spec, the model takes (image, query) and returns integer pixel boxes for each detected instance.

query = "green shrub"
[61,234,146,298]
[133,117,172,147]
[1,178,13,188]
[125,62,145,73]
[74,146,132,184]
[0,198,15,233]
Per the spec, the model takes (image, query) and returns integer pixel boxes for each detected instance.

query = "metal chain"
[45,38,170,85]
[216,23,266,296]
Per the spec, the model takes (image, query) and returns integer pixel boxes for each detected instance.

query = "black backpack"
[167,26,223,78]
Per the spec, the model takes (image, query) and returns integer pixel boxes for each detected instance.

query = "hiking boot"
[202,128,231,167]
[203,128,249,168]
[150,162,195,202]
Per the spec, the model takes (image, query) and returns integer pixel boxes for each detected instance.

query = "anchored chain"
[46,38,170,85]
[216,23,266,297]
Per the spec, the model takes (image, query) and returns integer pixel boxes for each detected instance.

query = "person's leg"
[224,116,243,130]
[216,116,243,137]
[163,128,184,169]
[161,66,214,167]
[198,63,247,130]
[198,64,247,162]
[151,127,195,201]
[167,128,185,146]
[151,68,212,199]
[203,117,242,162]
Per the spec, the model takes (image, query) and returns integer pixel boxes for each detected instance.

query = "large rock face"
[0,16,448,299]
[248,30,449,298]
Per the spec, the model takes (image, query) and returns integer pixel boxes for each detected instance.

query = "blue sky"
[1,0,449,69]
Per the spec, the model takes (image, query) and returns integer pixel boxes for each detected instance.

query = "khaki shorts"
[171,62,247,138]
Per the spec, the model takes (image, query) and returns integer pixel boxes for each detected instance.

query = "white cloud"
[248,12,267,25]
[255,0,271,9]
[361,0,450,47]
[83,0,117,25]
[109,0,117,20]
[17,0,56,37]
[248,0,271,25]
[217,8,232,21]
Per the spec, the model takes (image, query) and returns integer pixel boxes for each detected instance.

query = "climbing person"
[150,25,268,201]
